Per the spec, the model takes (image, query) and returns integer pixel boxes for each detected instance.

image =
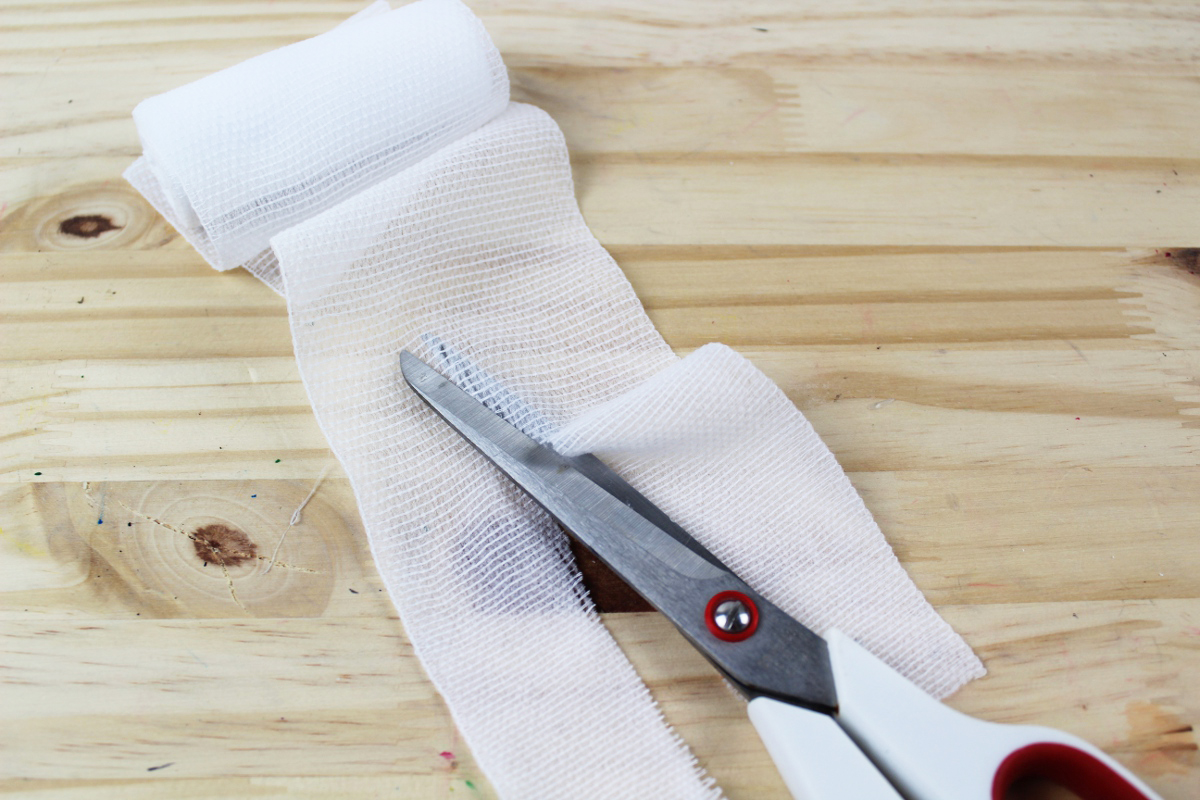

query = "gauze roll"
[125,2,983,796]
[128,0,508,272]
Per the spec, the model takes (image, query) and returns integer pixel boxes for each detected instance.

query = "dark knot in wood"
[1165,248,1200,275]
[192,523,258,567]
[59,214,121,239]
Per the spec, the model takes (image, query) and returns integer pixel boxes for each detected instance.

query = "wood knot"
[0,182,170,251]
[1164,248,1200,275]
[59,214,122,239]
[192,523,258,567]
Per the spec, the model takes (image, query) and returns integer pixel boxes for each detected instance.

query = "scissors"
[400,350,1162,800]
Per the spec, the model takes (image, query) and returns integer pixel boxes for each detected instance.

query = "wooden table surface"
[3,2,1199,798]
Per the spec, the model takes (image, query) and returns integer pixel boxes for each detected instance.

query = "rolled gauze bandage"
[128,0,508,272]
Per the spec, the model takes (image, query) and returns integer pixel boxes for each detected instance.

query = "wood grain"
[2,1,1198,798]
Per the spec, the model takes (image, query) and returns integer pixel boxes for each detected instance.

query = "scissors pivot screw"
[706,590,760,642]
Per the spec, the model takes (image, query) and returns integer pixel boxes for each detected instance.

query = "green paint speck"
[33,471,42,476]
[274,459,281,463]
[465,780,476,791]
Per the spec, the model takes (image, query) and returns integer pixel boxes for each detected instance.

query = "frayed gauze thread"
[125,1,983,796]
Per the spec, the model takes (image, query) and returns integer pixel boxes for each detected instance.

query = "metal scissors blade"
[400,350,837,712]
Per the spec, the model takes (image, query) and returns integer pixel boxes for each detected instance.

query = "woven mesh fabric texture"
[125,1,983,795]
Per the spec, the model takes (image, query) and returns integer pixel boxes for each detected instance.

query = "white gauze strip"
[273,102,722,798]
[125,1,983,795]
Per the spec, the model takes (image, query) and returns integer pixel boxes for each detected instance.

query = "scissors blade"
[400,350,837,713]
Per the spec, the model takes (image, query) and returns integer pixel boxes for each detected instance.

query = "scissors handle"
[749,630,1163,800]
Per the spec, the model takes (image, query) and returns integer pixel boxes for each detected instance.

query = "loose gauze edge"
[125,3,984,797]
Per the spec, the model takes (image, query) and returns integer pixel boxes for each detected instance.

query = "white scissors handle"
[749,630,1162,800]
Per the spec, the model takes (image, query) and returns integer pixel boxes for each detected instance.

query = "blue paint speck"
[97,518,103,525]
[251,494,257,498]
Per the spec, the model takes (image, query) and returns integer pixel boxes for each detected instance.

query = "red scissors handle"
[749,630,1162,800]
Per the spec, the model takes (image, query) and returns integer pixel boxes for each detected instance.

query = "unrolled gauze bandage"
[126,2,983,796]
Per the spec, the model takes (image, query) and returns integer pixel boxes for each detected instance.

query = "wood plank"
[8,248,1199,482]
[4,603,1193,798]
[855,468,1200,605]
[513,67,1200,159]
[6,155,1197,250]
[8,64,1200,161]
[576,154,1200,247]
[10,346,1199,478]
[485,1,1200,71]
[14,64,1199,162]
[4,468,1197,617]
[0,776,495,800]
[5,1,1200,73]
